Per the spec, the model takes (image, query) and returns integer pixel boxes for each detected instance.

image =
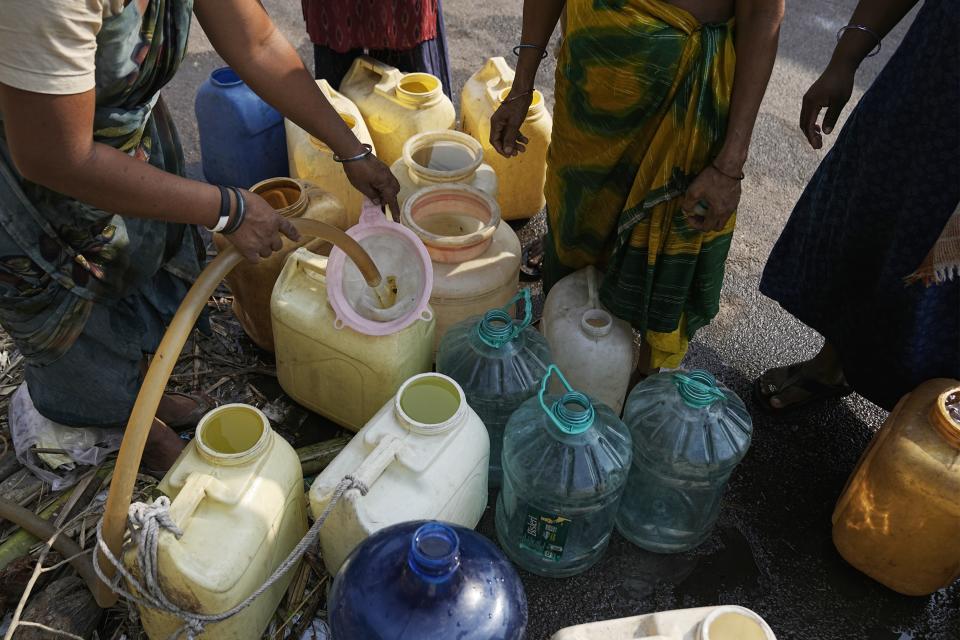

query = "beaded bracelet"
[334,144,373,164]
[512,44,548,60]
[837,24,882,57]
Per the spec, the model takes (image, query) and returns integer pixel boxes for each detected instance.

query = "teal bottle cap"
[476,289,533,348]
[674,370,728,408]
[539,365,595,434]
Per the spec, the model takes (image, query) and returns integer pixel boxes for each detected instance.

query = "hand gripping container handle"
[326,199,434,336]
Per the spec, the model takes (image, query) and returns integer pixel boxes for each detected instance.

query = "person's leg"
[313,45,364,88]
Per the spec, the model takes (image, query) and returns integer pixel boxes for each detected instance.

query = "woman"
[303,0,454,98]
[491,0,783,372]
[0,0,401,472]
[756,0,959,412]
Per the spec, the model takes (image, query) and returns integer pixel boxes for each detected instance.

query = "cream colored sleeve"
[0,0,105,95]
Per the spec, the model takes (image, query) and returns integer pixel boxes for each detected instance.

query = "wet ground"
[164,1,958,638]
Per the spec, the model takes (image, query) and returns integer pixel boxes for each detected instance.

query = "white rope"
[94,475,367,640]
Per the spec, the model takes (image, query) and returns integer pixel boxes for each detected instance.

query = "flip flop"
[163,391,217,431]
[752,364,853,416]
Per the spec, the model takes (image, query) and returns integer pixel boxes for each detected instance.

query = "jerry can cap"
[539,365,595,434]
[476,289,533,348]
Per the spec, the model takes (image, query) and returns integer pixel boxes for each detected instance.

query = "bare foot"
[142,419,185,475]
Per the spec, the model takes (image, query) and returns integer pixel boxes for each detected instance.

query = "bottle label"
[519,506,571,561]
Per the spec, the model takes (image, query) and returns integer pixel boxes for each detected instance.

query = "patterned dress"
[760,0,960,410]
[543,0,736,369]
[0,0,201,426]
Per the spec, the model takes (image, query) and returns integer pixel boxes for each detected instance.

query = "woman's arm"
[800,0,920,148]
[0,84,297,262]
[682,0,784,232]
[489,0,566,157]
[194,0,400,216]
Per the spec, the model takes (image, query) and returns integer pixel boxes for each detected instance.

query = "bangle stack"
[333,143,373,164]
[837,24,882,57]
[221,187,246,235]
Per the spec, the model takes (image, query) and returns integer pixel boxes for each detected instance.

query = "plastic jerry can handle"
[484,57,516,102]
[167,473,228,530]
[349,435,405,492]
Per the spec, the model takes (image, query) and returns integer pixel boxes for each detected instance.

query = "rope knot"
[342,474,369,496]
[128,496,183,540]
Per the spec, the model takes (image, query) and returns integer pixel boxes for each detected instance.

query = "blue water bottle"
[496,365,632,578]
[328,521,528,640]
[437,289,552,488]
[616,370,752,552]
[195,67,288,188]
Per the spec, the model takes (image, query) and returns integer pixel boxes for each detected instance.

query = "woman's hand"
[800,62,856,149]
[680,166,742,232]
[224,190,301,263]
[343,155,402,221]
[490,91,533,157]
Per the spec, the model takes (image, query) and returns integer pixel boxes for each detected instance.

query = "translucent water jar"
[436,289,552,487]
[328,520,528,640]
[616,370,752,553]
[391,130,498,210]
[496,366,632,577]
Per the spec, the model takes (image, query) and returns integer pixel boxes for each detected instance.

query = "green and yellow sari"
[544,0,736,368]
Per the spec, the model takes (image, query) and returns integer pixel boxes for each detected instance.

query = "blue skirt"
[759,0,960,410]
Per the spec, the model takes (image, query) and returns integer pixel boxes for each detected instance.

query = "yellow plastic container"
[214,177,348,352]
[461,57,552,220]
[401,185,521,352]
[128,404,307,640]
[285,80,376,226]
[832,379,960,596]
[339,56,456,166]
[390,130,498,210]
[271,248,435,431]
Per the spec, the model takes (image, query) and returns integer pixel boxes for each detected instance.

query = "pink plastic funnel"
[326,200,434,336]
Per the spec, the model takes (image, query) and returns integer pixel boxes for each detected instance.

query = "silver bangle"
[333,143,373,163]
[837,24,882,57]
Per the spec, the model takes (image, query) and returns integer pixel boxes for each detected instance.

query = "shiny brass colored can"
[832,378,960,596]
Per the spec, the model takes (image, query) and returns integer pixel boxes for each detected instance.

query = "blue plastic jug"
[195,67,288,188]
[616,370,752,553]
[496,366,632,578]
[436,290,552,488]
[328,520,528,640]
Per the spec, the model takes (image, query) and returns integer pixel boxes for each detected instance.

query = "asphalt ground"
[164,2,958,638]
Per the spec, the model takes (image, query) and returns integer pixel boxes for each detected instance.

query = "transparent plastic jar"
[496,366,632,578]
[616,370,752,553]
[437,290,552,487]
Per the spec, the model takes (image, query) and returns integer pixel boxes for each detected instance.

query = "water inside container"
[400,75,438,95]
[401,377,461,425]
[416,212,486,237]
[201,406,265,454]
[705,612,768,640]
[411,142,476,173]
[256,185,300,210]
[341,234,423,322]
